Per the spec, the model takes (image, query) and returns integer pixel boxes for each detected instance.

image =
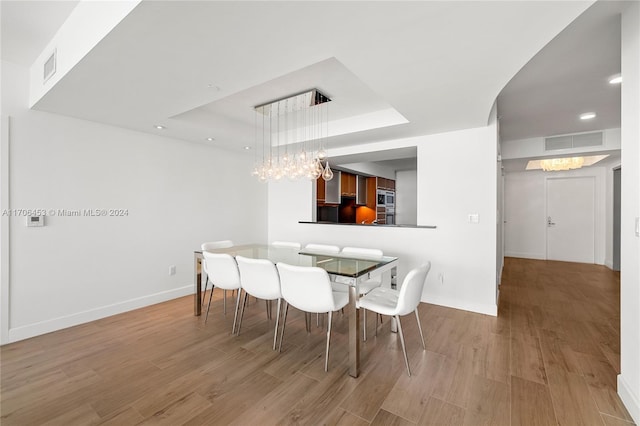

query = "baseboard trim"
[504,251,546,260]
[605,260,614,270]
[5,285,193,344]
[618,374,640,424]
[422,295,497,317]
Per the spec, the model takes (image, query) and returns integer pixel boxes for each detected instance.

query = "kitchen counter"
[299,221,436,229]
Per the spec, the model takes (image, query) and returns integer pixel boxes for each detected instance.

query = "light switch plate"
[635,217,639,237]
[26,216,44,227]
[468,213,479,224]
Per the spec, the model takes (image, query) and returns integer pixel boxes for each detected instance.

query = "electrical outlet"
[169,265,176,276]
[468,213,479,224]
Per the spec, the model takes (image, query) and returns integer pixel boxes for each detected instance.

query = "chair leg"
[223,289,227,315]
[396,315,411,376]
[232,288,242,334]
[235,291,249,335]
[415,309,426,350]
[363,308,367,341]
[232,289,243,334]
[204,285,215,324]
[278,302,289,353]
[325,310,333,372]
[375,313,380,337]
[266,300,271,320]
[305,313,311,333]
[202,277,209,304]
[273,298,282,351]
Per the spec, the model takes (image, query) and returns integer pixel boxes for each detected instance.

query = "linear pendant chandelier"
[252,89,333,182]
[540,157,585,171]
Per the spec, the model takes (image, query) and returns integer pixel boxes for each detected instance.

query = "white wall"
[618,2,640,423]
[504,166,607,264]
[268,125,498,316]
[337,162,397,180]
[395,170,417,226]
[493,103,504,292]
[0,61,267,343]
[501,127,621,159]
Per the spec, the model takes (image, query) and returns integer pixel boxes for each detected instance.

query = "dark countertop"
[298,221,436,229]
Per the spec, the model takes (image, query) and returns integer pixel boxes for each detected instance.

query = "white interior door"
[546,177,595,263]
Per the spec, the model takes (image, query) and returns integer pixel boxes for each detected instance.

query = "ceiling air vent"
[544,131,603,151]
[43,49,57,83]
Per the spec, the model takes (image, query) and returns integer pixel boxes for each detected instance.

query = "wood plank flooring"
[1,257,634,425]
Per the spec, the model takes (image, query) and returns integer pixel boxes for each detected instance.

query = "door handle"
[547,216,556,227]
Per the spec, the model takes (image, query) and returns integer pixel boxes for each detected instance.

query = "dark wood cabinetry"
[316,177,326,202]
[341,172,356,197]
[317,171,395,224]
[376,177,395,191]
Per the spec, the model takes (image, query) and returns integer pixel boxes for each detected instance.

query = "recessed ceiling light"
[579,112,596,120]
[609,75,622,84]
[206,137,215,141]
[243,146,251,150]
[154,125,165,130]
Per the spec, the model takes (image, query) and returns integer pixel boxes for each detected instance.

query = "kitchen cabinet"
[316,171,341,204]
[366,177,377,208]
[356,175,367,205]
[316,176,326,202]
[377,177,386,190]
[341,172,356,197]
[325,171,341,204]
[376,177,396,191]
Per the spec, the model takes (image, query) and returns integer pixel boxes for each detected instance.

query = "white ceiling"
[1,0,79,67]
[498,0,623,142]
[1,0,622,172]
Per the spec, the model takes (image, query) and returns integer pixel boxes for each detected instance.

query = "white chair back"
[272,241,301,250]
[201,240,234,251]
[341,247,383,259]
[304,243,340,254]
[276,263,337,313]
[201,240,234,274]
[202,252,241,290]
[396,262,431,315]
[236,256,281,300]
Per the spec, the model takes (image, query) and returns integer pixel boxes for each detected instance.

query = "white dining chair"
[276,262,349,372]
[339,247,384,341]
[305,244,341,326]
[357,262,431,376]
[272,241,302,250]
[201,240,234,314]
[235,256,282,350]
[202,252,241,327]
[304,243,340,253]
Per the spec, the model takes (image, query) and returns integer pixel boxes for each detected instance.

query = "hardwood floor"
[1,258,634,425]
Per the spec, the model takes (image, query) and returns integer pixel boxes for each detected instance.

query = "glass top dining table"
[193,244,399,377]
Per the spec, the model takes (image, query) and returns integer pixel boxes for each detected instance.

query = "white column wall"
[604,157,622,270]
[618,2,640,423]
[0,61,267,343]
[268,125,498,316]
